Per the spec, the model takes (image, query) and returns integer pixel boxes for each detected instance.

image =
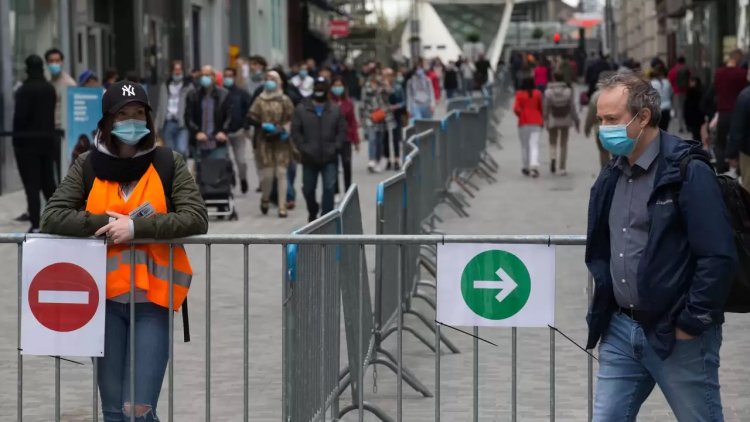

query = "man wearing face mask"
[291,77,347,222]
[223,66,253,193]
[586,73,736,420]
[44,48,76,130]
[155,60,194,158]
[184,65,232,159]
[290,64,315,98]
[407,65,436,119]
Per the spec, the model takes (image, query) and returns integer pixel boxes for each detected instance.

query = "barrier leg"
[338,357,432,398]
[435,322,441,422]
[339,402,395,422]
[473,327,479,422]
[453,178,477,198]
[382,325,437,353]
[404,310,460,353]
[17,244,23,422]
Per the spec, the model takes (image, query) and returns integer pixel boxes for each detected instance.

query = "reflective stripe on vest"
[107,249,192,288]
[84,164,193,310]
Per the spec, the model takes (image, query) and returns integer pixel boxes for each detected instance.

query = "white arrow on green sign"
[460,250,531,320]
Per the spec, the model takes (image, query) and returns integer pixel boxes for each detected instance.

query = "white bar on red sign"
[38,290,90,305]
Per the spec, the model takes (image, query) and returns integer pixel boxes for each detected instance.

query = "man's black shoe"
[15,212,29,222]
[241,179,249,194]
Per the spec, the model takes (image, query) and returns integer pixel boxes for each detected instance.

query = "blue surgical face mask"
[224,77,235,88]
[598,113,642,156]
[48,63,62,76]
[416,68,425,77]
[299,69,308,78]
[396,76,405,84]
[331,86,345,97]
[200,75,213,88]
[264,80,278,92]
[173,73,183,82]
[111,119,151,146]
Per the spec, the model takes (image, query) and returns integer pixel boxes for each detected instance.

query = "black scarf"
[91,149,155,183]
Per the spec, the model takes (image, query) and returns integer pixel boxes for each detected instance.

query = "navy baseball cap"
[98,80,151,127]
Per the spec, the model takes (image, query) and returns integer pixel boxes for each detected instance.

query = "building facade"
[613,0,667,67]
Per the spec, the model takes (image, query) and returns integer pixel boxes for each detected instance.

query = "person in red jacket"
[667,56,690,133]
[330,75,360,193]
[426,64,442,102]
[513,76,544,177]
[713,49,748,173]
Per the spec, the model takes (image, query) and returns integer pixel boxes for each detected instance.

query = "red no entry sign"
[28,262,100,332]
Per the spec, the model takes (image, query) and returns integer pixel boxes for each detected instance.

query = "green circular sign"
[460,250,531,320]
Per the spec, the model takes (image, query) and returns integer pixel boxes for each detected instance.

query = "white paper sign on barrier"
[21,238,107,357]
[437,243,555,327]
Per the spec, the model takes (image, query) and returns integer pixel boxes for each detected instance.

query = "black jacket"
[586,132,736,359]
[226,85,252,133]
[13,67,57,152]
[184,86,232,139]
[291,99,347,165]
[728,85,750,158]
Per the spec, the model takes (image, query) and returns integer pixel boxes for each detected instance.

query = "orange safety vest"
[86,165,192,310]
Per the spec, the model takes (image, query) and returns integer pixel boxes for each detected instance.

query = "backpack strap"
[679,153,713,180]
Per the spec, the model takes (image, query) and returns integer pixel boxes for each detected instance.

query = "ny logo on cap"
[122,84,136,97]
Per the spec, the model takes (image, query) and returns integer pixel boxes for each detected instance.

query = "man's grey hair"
[597,72,661,127]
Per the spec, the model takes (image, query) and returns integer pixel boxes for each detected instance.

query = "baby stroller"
[196,154,238,220]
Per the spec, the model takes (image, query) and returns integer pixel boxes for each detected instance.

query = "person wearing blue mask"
[292,77,347,222]
[44,48,76,130]
[223,66,253,194]
[41,80,208,422]
[586,72,736,421]
[155,60,194,158]
[184,65,232,160]
[290,63,315,98]
[247,71,295,217]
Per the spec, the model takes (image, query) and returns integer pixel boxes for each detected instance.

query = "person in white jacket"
[290,64,315,98]
[650,67,673,131]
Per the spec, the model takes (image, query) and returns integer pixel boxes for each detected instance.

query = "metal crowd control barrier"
[4,231,598,422]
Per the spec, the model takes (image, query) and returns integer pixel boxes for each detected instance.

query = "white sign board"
[21,238,107,357]
[437,243,555,327]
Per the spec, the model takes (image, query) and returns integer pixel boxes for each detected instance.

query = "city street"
[1,92,749,421]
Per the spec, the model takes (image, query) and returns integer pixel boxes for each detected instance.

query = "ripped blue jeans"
[98,301,169,421]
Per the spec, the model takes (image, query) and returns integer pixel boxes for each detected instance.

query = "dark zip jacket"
[291,99,346,165]
[585,131,736,359]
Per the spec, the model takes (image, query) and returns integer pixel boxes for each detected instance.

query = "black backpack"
[82,147,193,340]
[680,154,750,313]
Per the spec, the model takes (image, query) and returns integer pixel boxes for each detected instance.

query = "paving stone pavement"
[1,93,749,421]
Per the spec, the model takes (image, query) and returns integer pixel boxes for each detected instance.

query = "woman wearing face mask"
[513,76,544,177]
[361,75,392,172]
[330,75,361,193]
[155,60,194,158]
[40,81,208,421]
[248,71,296,217]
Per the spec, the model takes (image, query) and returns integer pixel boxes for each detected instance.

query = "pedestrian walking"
[292,77,347,222]
[155,60,194,158]
[223,66,253,194]
[41,80,208,422]
[668,57,690,133]
[474,53,492,90]
[290,63,314,98]
[543,71,579,175]
[184,65,232,160]
[713,49,749,173]
[361,75,390,172]
[728,83,750,191]
[684,76,706,143]
[585,53,612,98]
[649,68,673,131]
[460,57,475,94]
[12,54,58,233]
[245,55,268,95]
[586,72,736,421]
[426,64,442,103]
[443,61,460,100]
[584,71,616,169]
[247,70,295,217]
[384,69,405,170]
[534,60,549,93]
[330,76,360,194]
[513,77,544,178]
[44,48,76,130]
[407,67,436,120]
